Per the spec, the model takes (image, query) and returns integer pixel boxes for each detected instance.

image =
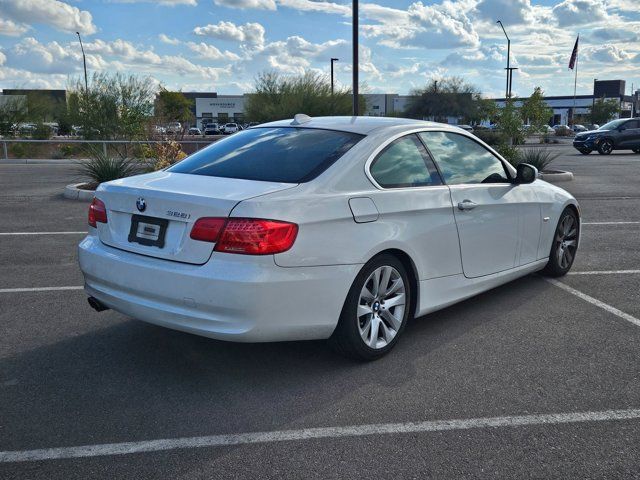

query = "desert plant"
[516,148,560,172]
[142,140,188,171]
[76,149,140,189]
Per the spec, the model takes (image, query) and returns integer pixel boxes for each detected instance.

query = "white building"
[194,95,247,128]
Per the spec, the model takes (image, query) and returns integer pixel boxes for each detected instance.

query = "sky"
[0,0,638,98]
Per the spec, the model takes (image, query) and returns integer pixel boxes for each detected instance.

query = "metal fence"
[0,137,223,161]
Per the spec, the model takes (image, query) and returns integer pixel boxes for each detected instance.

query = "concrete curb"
[0,158,88,165]
[64,183,95,201]
[539,170,574,182]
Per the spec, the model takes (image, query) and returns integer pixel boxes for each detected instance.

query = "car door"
[419,131,541,278]
[618,119,640,149]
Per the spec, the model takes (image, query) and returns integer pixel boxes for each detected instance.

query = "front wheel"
[329,254,412,360]
[632,148,640,154]
[597,139,614,155]
[542,208,579,277]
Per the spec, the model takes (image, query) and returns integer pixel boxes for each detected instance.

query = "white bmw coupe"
[79,116,580,360]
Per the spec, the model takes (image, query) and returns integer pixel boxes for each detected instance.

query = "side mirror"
[514,163,538,184]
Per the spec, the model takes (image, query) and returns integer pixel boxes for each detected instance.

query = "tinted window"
[169,127,363,183]
[419,131,509,185]
[622,120,640,129]
[599,119,627,130]
[370,134,442,188]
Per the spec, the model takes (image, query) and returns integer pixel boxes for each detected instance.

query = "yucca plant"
[76,149,140,189]
[516,148,560,172]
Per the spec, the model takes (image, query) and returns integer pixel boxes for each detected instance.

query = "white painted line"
[0,231,86,236]
[1,408,639,463]
[569,270,640,276]
[546,278,640,328]
[582,221,640,225]
[0,286,83,294]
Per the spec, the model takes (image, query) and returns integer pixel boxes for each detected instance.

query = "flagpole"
[572,34,579,125]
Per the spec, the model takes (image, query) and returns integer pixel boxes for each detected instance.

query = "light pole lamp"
[496,20,510,98]
[330,58,339,95]
[76,31,88,92]
[352,0,359,116]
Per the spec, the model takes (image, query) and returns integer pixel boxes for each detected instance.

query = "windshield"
[599,119,627,130]
[168,127,364,183]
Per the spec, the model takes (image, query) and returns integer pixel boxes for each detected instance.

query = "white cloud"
[112,0,197,5]
[474,0,534,24]
[0,18,29,36]
[194,21,266,49]
[186,42,242,61]
[0,0,96,35]
[0,51,6,66]
[8,37,97,74]
[213,0,276,10]
[278,0,350,15]
[552,0,609,26]
[585,44,633,63]
[159,34,180,45]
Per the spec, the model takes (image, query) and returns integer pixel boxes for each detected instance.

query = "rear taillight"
[190,217,226,242]
[88,198,108,228]
[190,217,298,255]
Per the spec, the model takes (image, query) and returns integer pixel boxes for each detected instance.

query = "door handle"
[457,200,478,211]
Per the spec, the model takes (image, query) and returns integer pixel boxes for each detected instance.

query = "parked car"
[553,125,574,136]
[203,125,220,136]
[166,122,182,135]
[222,123,239,134]
[456,124,474,132]
[573,118,640,155]
[79,115,580,360]
[543,125,556,134]
[571,124,588,133]
[585,124,600,131]
[188,127,202,136]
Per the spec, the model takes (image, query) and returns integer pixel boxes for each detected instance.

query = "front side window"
[369,134,442,188]
[169,127,363,183]
[419,131,510,185]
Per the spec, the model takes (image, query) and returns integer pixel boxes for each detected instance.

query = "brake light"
[190,217,226,242]
[88,198,108,227]
[190,217,298,255]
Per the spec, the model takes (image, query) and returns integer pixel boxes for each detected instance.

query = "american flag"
[568,35,579,70]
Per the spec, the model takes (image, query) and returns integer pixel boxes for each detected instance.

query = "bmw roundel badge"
[136,197,146,212]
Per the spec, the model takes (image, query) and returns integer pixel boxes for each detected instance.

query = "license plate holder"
[128,214,168,248]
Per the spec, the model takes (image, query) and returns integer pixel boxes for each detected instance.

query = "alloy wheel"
[554,213,578,270]
[599,140,613,155]
[357,266,406,349]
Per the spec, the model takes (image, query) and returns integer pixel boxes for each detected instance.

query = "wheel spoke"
[381,309,402,331]
[386,278,402,296]
[379,266,392,296]
[361,285,375,302]
[564,239,577,247]
[357,304,372,318]
[383,293,405,309]
[564,248,574,266]
[378,320,396,343]
[371,269,381,297]
[368,317,380,348]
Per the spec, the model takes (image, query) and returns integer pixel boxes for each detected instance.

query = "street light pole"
[352,0,359,116]
[497,20,510,98]
[330,58,339,95]
[76,31,88,92]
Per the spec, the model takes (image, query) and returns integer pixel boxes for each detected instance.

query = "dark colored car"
[573,118,640,155]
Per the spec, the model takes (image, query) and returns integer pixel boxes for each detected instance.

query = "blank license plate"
[128,215,168,248]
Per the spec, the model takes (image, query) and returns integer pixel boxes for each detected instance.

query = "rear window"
[168,127,364,183]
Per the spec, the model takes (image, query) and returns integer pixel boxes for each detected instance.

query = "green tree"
[520,87,553,133]
[589,97,621,125]
[244,71,363,123]
[68,72,156,141]
[155,89,194,129]
[0,96,27,136]
[404,77,488,124]
[496,98,523,146]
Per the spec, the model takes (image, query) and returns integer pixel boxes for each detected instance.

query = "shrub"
[76,150,140,189]
[32,122,52,140]
[495,144,521,167]
[9,143,33,159]
[143,140,188,171]
[473,129,504,146]
[516,148,560,172]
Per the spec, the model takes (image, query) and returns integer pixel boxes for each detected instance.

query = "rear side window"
[169,127,363,183]
[370,134,442,188]
[419,131,510,185]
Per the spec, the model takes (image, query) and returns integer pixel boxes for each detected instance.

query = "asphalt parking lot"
[1,146,639,479]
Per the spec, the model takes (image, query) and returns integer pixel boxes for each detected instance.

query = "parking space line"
[582,221,640,225]
[569,270,640,275]
[545,278,640,328]
[0,231,86,236]
[0,286,83,294]
[1,408,639,463]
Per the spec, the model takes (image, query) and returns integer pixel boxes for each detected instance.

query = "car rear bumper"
[78,235,360,342]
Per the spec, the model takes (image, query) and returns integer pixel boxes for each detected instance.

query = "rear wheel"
[542,208,579,277]
[597,139,614,155]
[329,254,411,360]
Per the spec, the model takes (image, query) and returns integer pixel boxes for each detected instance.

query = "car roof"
[255,116,456,135]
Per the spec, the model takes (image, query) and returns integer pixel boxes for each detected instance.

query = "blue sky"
[0,0,638,98]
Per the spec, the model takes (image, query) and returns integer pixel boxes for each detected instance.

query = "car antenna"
[291,114,312,125]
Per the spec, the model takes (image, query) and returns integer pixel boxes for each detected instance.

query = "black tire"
[541,208,579,277]
[633,148,640,154]
[329,254,412,361]
[597,139,614,155]
[579,149,591,155]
